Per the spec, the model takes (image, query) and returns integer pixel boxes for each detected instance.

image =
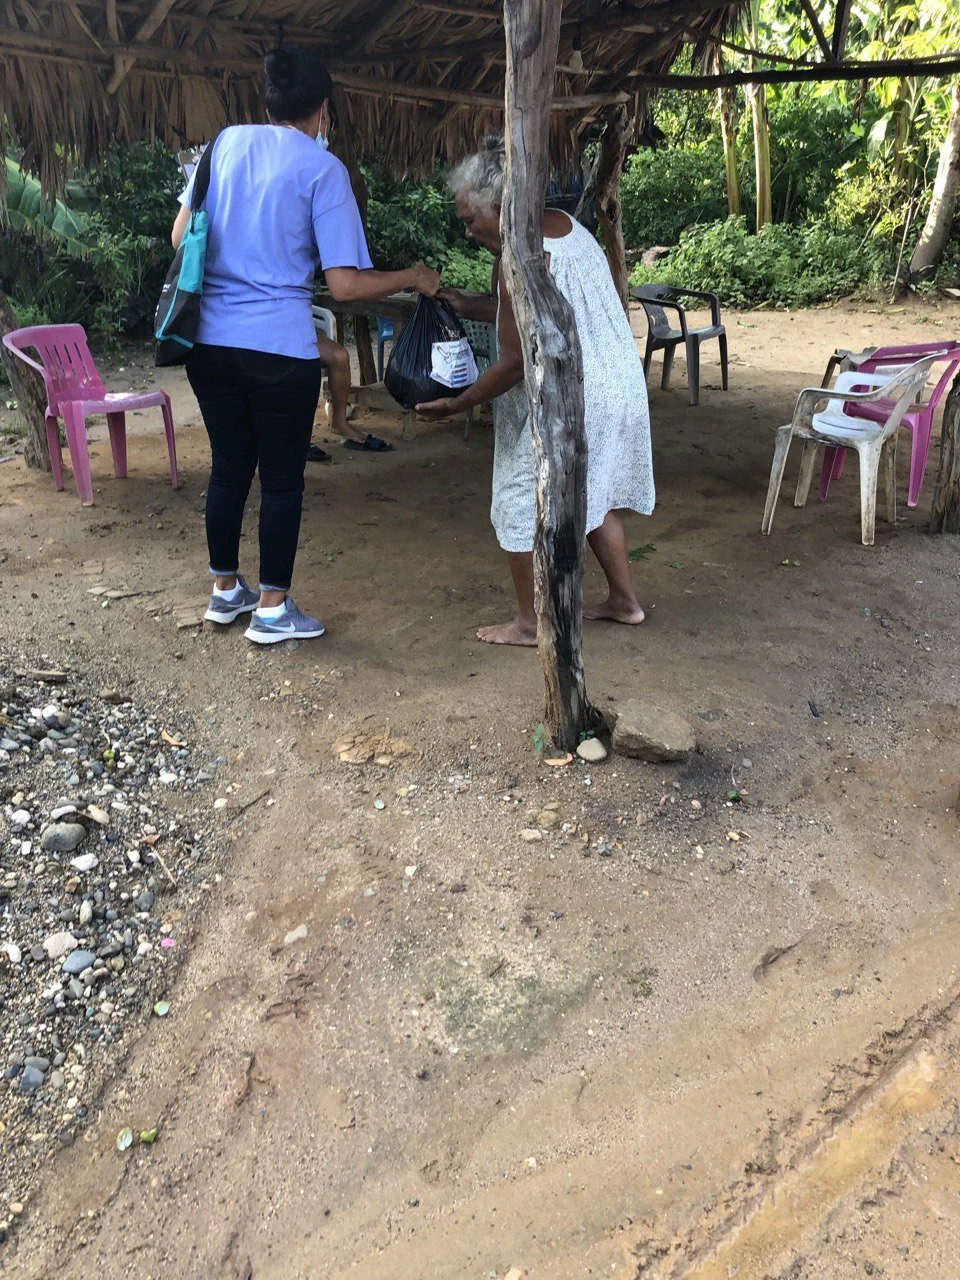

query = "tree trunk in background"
[930,374,960,534]
[909,79,960,284]
[595,103,631,312]
[891,79,915,188]
[0,291,50,472]
[718,87,742,216]
[746,82,773,230]
[502,0,598,752]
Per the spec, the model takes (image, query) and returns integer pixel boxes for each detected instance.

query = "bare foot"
[330,415,367,444]
[584,597,646,625]
[476,618,537,646]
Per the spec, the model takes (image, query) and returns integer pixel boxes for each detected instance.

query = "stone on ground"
[576,737,607,763]
[42,930,78,961]
[39,822,87,854]
[611,700,696,763]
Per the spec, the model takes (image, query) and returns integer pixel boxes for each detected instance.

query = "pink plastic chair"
[1,324,179,507]
[818,341,960,509]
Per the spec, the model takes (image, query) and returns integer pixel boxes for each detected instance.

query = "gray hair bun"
[448,135,506,214]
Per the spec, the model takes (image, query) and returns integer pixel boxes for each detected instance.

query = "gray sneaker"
[204,573,260,625]
[244,596,326,645]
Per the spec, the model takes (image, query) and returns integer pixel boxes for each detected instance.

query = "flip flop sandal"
[306,443,334,463]
[344,434,395,452]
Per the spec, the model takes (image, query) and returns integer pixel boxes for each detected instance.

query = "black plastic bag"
[384,297,479,410]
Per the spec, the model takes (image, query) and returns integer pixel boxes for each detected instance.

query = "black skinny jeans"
[186,344,323,592]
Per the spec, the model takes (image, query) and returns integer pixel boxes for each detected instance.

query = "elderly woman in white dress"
[417,135,655,647]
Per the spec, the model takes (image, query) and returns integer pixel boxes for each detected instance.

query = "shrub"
[440,246,495,292]
[1,144,180,344]
[629,215,893,308]
[621,140,731,248]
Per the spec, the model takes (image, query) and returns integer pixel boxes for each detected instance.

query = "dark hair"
[264,45,333,123]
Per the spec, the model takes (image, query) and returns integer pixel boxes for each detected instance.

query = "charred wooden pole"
[930,374,960,534]
[595,102,632,313]
[0,291,50,472]
[501,0,596,751]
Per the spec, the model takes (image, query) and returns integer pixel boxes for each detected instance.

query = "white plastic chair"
[312,306,335,341]
[761,355,936,546]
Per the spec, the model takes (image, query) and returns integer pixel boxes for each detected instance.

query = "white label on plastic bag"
[430,338,479,390]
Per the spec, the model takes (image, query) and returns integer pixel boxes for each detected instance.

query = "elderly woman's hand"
[411,262,441,297]
[437,287,468,315]
[415,397,460,419]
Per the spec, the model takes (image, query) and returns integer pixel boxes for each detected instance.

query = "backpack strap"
[190,133,219,211]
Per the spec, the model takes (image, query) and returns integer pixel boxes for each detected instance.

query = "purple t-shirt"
[180,124,372,360]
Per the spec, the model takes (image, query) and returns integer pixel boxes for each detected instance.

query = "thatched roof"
[1,1,745,192]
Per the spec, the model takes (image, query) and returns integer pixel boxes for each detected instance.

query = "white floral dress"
[492,213,655,553]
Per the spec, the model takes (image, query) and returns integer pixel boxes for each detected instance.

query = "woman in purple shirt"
[172,47,439,644]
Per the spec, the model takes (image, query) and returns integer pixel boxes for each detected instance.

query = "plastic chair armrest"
[665,299,689,334]
[794,386,830,427]
[640,298,688,336]
[2,341,46,380]
[666,286,721,324]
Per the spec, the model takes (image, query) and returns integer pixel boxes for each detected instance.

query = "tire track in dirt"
[629,964,960,1279]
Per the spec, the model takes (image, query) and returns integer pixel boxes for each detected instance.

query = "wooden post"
[930,374,960,534]
[501,0,597,752]
[0,292,51,472]
[595,103,631,313]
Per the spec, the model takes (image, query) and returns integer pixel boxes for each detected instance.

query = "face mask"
[316,131,329,151]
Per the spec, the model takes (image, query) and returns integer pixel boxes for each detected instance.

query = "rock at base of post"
[611,700,696,763]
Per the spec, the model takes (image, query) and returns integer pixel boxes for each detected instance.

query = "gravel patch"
[0,654,226,1240]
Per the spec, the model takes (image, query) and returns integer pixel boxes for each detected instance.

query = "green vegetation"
[362,163,492,287]
[1,142,180,343]
[629,0,960,304]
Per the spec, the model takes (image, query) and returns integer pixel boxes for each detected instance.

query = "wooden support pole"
[0,292,51,472]
[594,103,631,313]
[930,374,960,534]
[501,0,597,752]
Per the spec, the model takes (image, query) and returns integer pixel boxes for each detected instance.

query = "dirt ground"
[2,298,960,1280]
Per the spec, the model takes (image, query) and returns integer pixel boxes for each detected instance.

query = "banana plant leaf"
[3,157,87,254]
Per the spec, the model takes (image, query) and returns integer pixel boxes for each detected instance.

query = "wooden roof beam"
[798,0,838,63]
[337,0,737,66]
[106,0,179,93]
[832,0,851,60]
[420,1,500,16]
[341,0,418,57]
[0,24,630,108]
[631,52,960,89]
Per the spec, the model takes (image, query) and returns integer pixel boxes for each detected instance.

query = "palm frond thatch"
[0,1,747,192]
